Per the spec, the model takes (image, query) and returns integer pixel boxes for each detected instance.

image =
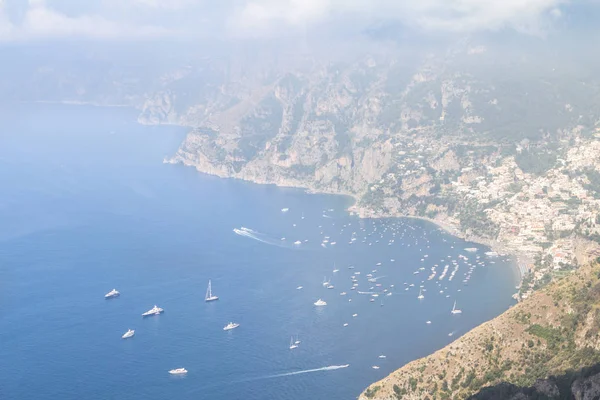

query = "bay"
[0,104,518,400]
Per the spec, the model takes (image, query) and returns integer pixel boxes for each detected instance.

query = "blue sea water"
[0,104,518,400]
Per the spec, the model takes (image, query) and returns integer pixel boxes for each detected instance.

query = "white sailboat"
[289,337,298,349]
[451,300,462,314]
[417,288,424,300]
[205,280,219,302]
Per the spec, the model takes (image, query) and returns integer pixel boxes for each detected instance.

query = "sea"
[0,104,518,400]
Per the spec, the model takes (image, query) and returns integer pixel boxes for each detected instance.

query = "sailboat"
[205,280,219,302]
[451,300,462,314]
[289,337,298,349]
[294,335,301,345]
[417,288,424,300]
[332,262,339,273]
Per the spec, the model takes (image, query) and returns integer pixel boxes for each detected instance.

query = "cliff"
[359,262,600,400]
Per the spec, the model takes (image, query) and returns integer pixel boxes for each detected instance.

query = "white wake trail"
[233,226,292,248]
[262,364,350,379]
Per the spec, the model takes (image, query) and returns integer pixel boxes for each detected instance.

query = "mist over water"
[0,104,518,400]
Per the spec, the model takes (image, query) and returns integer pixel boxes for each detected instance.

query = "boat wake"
[233,227,293,248]
[249,365,350,381]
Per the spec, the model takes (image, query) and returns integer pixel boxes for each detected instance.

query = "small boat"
[343,323,349,327]
[142,305,163,317]
[451,300,462,315]
[294,240,302,245]
[372,366,380,370]
[105,289,120,299]
[169,368,188,375]
[205,280,219,302]
[326,285,335,289]
[378,355,386,359]
[289,336,298,350]
[340,292,347,296]
[281,208,289,213]
[314,299,327,306]
[352,313,358,317]
[294,336,301,345]
[417,288,424,300]
[426,320,432,324]
[122,329,135,339]
[223,322,240,331]
[296,286,303,290]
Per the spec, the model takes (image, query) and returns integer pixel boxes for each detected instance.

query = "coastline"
[173,155,526,285]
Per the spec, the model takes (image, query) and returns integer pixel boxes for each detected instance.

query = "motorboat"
[142,305,163,317]
[105,289,120,299]
[223,322,240,331]
[122,329,135,339]
[169,368,188,375]
[314,299,327,306]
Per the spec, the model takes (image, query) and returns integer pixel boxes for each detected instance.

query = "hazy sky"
[0,0,584,42]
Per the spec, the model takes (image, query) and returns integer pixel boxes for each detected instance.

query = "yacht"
[122,329,135,339]
[281,208,289,212]
[294,336,301,345]
[294,240,302,245]
[296,286,303,290]
[417,288,424,300]
[142,305,163,317]
[105,289,120,299]
[343,323,349,327]
[326,284,335,289]
[223,322,240,331]
[169,368,188,375]
[378,355,386,359]
[426,320,432,324]
[451,300,462,314]
[340,292,347,296]
[289,337,298,350]
[314,299,327,306]
[372,366,380,370]
[205,280,219,302]
[322,277,330,287]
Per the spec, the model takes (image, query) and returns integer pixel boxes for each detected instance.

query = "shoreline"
[174,157,525,286]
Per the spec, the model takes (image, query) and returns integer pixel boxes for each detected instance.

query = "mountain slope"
[359,261,600,400]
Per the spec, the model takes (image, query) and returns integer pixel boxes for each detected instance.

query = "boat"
[322,277,330,287]
[314,299,327,306]
[122,329,135,339]
[205,280,219,302]
[426,320,432,324]
[343,323,349,327]
[372,366,380,369]
[296,286,303,290]
[223,322,240,331]
[294,240,302,245]
[169,368,188,375]
[281,208,289,212]
[451,300,462,314]
[142,305,163,317]
[417,288,424,300]
[378,355,386,359]
[294,336,301,345]
[105,289,120,299]
[340,292,347,296]
[326,285,335,289]
[289,336,298,349]
[332,263,339,273]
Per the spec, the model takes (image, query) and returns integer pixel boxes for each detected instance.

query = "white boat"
[205,280,219,302]
[451,300,462,314]
[169,368,188,375]
[289,336,298,350]
[296,286,303,290]
[105,289,120,299]
[378,355,386,359]
[322,277,330,287]
[340,292,347,296]
[281,208,289,212]
[426,320,432,324]
[294,336,301,345]
[372,366,380,369]
[294,240,302,245]
[417,288,424,300]
[314,299,327,306]
[122,329,135,339]
[142,305,163,317]
[223,322,240,331]
[326,285,335,289]
[352,313,358,317]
